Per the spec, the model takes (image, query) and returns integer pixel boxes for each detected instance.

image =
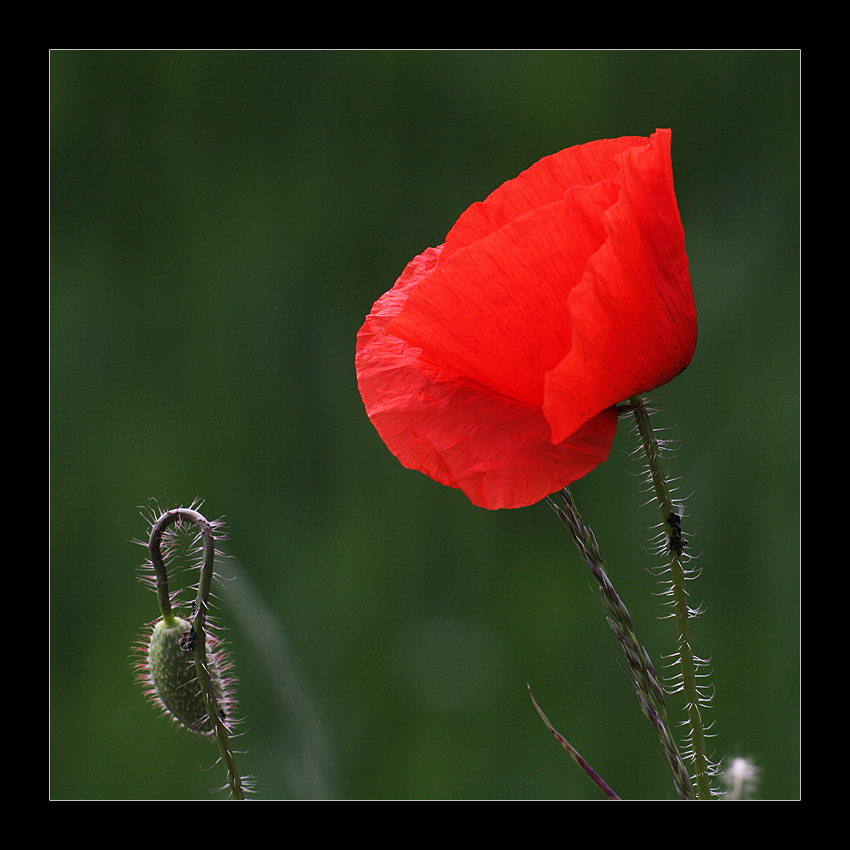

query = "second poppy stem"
[550,489,693,800]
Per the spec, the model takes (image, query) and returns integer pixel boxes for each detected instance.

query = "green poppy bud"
[144,615,230,736]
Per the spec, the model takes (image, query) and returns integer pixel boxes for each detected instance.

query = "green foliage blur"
[50,50,799,800]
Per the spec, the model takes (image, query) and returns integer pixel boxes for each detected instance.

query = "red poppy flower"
[356,129,696,510]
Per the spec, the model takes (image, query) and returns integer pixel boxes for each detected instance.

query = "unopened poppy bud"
[144,614,227,735]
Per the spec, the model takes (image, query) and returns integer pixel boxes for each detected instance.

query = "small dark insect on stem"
[667,511,688,556]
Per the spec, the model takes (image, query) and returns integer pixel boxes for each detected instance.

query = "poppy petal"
[543,130,697,442]
[356,247,618,509]
[386,179,621,410]
[440,135,648,263]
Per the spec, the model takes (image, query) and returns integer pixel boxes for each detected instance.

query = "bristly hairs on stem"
[134,500,250,800]
[626,395,721,800]
[546,488,694,801]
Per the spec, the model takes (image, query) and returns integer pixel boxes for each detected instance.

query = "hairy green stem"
[148,509,180,625]
[629,395,713,800]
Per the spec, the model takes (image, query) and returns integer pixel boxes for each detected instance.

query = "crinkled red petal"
[356,247,618,509]
[544,129,697,441]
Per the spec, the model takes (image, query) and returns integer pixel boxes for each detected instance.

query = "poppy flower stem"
[549,489,694,800]
[628,395,715,800]
[147,507,247,801]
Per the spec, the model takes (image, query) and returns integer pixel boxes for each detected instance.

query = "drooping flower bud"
[141,614,233,736]
[135,504,238,740]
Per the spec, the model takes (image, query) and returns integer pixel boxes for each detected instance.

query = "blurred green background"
[50,50,799,800]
